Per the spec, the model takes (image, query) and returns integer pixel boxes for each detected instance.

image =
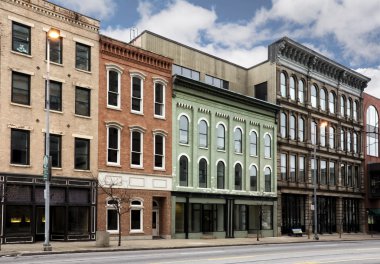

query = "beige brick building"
[0,0,99,242]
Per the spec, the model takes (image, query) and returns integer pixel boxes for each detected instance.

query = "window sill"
[52,167,62,170]
[107,230,119,234]
[131,111,144,116]
[154,167,166,171]
[107,163,121,167]
[199,146,209,150]
[44,60,63,67]
[107,105,122,111]
[129,230,144,234]
[10,102,31,108]
[179,143,190,147]
[74,114,91,119]
[250,155,258,158]
[235,152,243,155]
[75,68,92,74]
[154,115,166,120]
[10,164,31,168]
[216,149,226,153]
[44,109,63,114]
[73,169,91,172]
[11,50,32,58]
[130,165,144,170]
[264,157,272,160]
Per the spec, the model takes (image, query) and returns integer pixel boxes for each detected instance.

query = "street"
[1,240,380,264]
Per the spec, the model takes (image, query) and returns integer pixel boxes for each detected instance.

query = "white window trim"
[153,80,166,119]
[130,130,143,168]
[130,73,144,115]
[263,133,272,159]
[106,125,121,166]
[263,166,273,193]
[234,126,243,154]
[130,199,144,233]
[153,133,165,170]
[106,197,120,233]
[106,66,123,109]
[249,129,258,156]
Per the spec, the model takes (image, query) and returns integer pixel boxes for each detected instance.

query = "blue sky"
[50,0,380,97]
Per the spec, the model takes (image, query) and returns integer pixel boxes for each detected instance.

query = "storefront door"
[152,209,159,237]
[35,207,45,241]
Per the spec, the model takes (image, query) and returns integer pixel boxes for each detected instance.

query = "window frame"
[131,75,144,114]
[12,21,31,55]
[12,71,31,105]
[311,84,317,108]
[280,112,287,138]
[234,127,243,154]
[49,134,62,168]
[198,158,208,188]
[216,123,226,151]
[10,129,30,165]
[45,80,62,112]
[179,155,189,186]
[198,119,208,148]
[131,130,143,168]
[107,126,121,166]
[106,198,119,232]
[217,160,225,189]
[289,76,296,100]
[75,86,91,117]
[154,81,166,118]
[46,35,63,64]
[329,91,336,114]
[298,79,305,103]
[74,138,90,170]
[250,165,257,191]
[75,42,91,71]
[154,133,165,170]
[107,68,122,109]
[250,130,258,156]
[130,199,143,233]
[264,167,272,192]
[234,163,243,190]
[179,115,189,144]
[264,134,272,158]
[320,88,326,111]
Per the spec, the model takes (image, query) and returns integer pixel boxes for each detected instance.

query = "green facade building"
[172,75,279,238]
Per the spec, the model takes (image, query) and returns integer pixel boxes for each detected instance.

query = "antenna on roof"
[130,27,138,41]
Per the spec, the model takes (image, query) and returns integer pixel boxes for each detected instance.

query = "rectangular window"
[74,138,90,170]
[75,87,91,116]
[280,153,287,180]
[131,209,142,230]
[11,129,30,165]
[175,203,185,233]
[298,156,305,182]
[347,164,353,187]
[131,77,142,113]
[329,161,336,185]
[154,82,165,117]
[50,134,62,168]
[172,65,200,80]
[47,36,62,64]
[154,134,164,169]
[255,82,268,101]
[205,74,229,89]
[290,155,296,182]
[320,160,327,185]
[75,43,91,71]
[46,80,62,111]
[341,163,346,186]
[12,22,31,55]
[354,166,359,187]
[107,127,120,165]
[261,206,273,230]
[12,71,30,105]
[131,131,142,166]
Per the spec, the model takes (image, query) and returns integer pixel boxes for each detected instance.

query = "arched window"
[367,105,379,156]
[320,125,326,147]
[298,117,304,142]
[154,134,165,169]
[154,81,165,118]
[250,165,257,191]
[179,115,189,144]
[217,124,225,150]
[131,76,143,113]
[179,155,188,186]
[340,129,345,151]
[130,199,143,231]
[264,134,271,158]
[107,126,120,165]
[199,120,208,148]
[250,131,257,156]
[131,130,143,166]
[320,88,326,111]
[353,101,359,121]
[106,198,119,231]
[289,115,295,140]
[217,161,225,189]
[280,112,287,138]
[329,92,336,114]
[199,158,207,188]
[347,130,351,152]
[264,167,271,192]
[311,121,317,145]
[298,79,305,103]
[340,95,346,117]
[347,98,352,118]
[311,85,317,108]
[353,132,358,153]
[107,69,121,108]
[280,72,287,97]
[234,163,242,190]
[234,128,243,153]
[289,76,295,100]
[329,126,335,149]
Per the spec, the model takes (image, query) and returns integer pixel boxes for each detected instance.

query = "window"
[298,117,304,142]
[75,43,91,71]
[299,156,305,182]
[320,89,326,111]
[217,161,225,189]
[205,75,229,89]
[107,199,119,231]
[107,70,120,108]
[340,96,346,117]
[130,200,143,232]
[250,165,257,191]
[50,134,61,168]
[250,131,257,156]
[154,82,165,117]
[179,115,189,144]
[298,80,305,103]
[47,36,62,64]
[255,82,267,101]
[320,125,326,147]
[329,161,336,185]
[12,71,30,105]
[265,167,271,192]
[74,138,90,170]
[234,128,243,153]
[290,155,296,182]
[46,80,62,111]
[131,131,142,166]
[347,131,351,152]
[353,101,359,121]
[199,159,207,188]
[367,105,379,156]
[329,127,335,149]
[107,126,120,165]
[131,76,143,113]
[329,92,336,114]
[280,153,287,180]
[280,112,287,138]
[217,124,225,150]
[12,22,30,55]
[199,120,208,148]
[264,134,271,158]
[289,115,295,140]
[311,121,317,145]
[11,129,30,165]
[311,85,317,108]
[347,165,353,186]
[353,133,358,154]
[234,163,242,190]
[172,65,200,80]
[321,160,327,185]
[340,129,345,151]
[341,164,346,186]
[179,156,188,186]
[347,98,352,118]
[280,72,287,97]
[311,158,317,184]
[154,134,165,169]
[290,77,295,100]
[75,87,90,116]
[354,166,359,187]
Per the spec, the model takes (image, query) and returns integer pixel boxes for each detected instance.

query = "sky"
[50,0,380,98]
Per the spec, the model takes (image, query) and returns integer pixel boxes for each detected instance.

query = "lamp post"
[43,28,60,252]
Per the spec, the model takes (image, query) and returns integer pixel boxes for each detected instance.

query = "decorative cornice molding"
[233,116,245,123]
[177,102,193,110]
[250,121,260,126]
[215,112,229,119]
[263,124,274,129]
[198,107,210,114]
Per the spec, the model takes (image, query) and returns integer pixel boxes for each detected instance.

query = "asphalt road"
[2,240,380,264]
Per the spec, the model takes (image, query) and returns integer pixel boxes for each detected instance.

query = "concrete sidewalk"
[1,233,379,257]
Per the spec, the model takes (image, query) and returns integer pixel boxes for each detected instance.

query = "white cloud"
[52,0,116,20]
[356,66,380,99]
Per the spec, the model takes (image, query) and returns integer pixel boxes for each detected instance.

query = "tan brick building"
[0,0,99,242]
[97,35,172,239]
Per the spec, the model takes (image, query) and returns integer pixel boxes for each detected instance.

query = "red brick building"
[364,92,380,233]
[97,35,173,239]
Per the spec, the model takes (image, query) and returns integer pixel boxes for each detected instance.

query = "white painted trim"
[153,134,165,170]
[106,126,121,166]
[130,75,144,114]
[8,16,34,27]
[197,156,209,164]
[73,37,94,47]
[10,68,34,76]
[107,68,121,109]
[105,64,124,73]
[215,159,227,167]
[153,81,166,119]
[42,75,66,83]
[178,153,191,162]
[130,130,143,167]
[72,134,93,139]
[215,121,227,131]
[129,70,146,79]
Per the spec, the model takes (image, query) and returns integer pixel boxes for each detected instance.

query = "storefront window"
[190,204,201,232]
[68,207,89,235]
[175,203,185,233]
[5,205,32,235]
[261,206,273,230]
[234,204,247,231]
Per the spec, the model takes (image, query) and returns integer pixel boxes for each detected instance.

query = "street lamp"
[312,121,327,240]
[43,27,60,252]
